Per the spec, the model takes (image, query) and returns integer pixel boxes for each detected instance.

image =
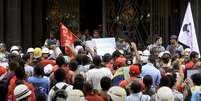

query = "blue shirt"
[28,76,50,94]
[191,88,201,101]
[141,63,161,89]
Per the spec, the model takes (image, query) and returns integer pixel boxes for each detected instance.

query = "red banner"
[60,23,76,47]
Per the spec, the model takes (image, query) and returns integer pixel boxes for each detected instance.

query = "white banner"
[93,38,116,56]
[178,2,200,56]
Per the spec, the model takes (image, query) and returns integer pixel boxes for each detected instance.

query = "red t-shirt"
[86,94,105,101]
[185,61,195,69]
[0,66,7,75]
[39,59,56,66]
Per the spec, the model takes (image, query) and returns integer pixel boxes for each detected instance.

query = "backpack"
[0,72,14,101]
[33,83,47,101]
[52,85,68,101]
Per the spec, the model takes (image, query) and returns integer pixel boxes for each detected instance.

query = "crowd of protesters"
[0,31,201,101]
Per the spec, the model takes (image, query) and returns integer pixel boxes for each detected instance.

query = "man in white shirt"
[86,55,113,90]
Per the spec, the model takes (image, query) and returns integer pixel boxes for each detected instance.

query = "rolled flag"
[178,2,200,56]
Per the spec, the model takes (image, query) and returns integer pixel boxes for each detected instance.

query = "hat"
[115,57,126,67]
[129,64,140,75]
[138,51,143,55]
[12,51,19,55]
[10,46,19,52]
[156,87,174,101]
[158,52,165,58]
[0,43,6,49]
[14,84,32,101]
[27,48,34,53]
[170,35,177,39]
[44,64,53,75]
[34,47,42,58]
[107,86,127,101]
[184,48,191,52]
[42,47,49,54]
[142,50,150,56]
[67,89,85,101]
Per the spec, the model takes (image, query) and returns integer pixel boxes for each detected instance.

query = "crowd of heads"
[0,34,201,101]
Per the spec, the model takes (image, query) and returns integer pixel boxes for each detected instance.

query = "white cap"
[12,51,19,55]
[184,48,191,52]
[27,48,34,53]
[14,84,32,101]
[67,89,85,101]
[164,51,171,55]
[44,64,53,75]
[107,86,127,101]
[10,46,19,52]
[159,52,165,58]
[156,87,174,101]
[42,47,49,54]
[142,50,150,56]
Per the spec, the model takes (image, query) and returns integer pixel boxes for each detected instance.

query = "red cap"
[129,65,140,75]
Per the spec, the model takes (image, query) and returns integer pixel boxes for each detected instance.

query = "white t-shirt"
[86,67,113,90]
[24,64,34,76]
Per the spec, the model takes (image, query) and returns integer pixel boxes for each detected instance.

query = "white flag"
[178,2,200,55]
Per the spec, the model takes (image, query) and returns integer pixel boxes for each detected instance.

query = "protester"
[166,35,184,55]
[22,54,34,77]
[99,76,112,101]
[126,80,150,101]
[86,55,113,90]
[28,64,50,100]
[83,82,104,101]
[143,75,155,96]
[14,84,32,101]
[141,55,161,90]
[48,68,73,101]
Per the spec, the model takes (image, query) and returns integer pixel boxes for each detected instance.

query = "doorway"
[80,0,102,32]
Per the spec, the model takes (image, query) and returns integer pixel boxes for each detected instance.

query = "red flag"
[60,23,77,47]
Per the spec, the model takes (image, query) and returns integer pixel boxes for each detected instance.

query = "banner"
[93,38,116,56]
[178,2,200,56]
[60,23,77,47]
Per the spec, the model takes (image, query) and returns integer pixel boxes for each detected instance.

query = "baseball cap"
[129,64,140,75]
[27,48,34,53]
[107,86,127,101]
[67,89,85,101]
[156,87,174,101]
[14,84,32,101]
[34,47,42,58]
[42,47,49,54]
